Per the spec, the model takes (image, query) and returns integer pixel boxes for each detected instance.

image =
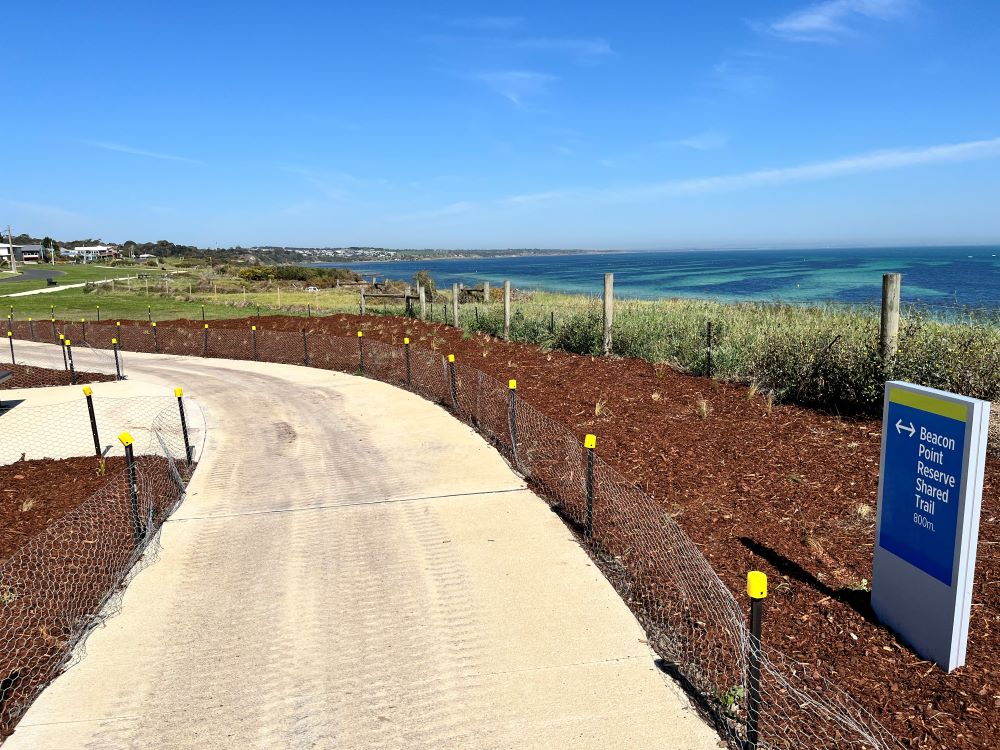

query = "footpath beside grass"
[0,264,171,296]
[16,273,1000,418]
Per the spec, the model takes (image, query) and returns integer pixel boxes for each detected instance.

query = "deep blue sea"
[322,246,1000,310]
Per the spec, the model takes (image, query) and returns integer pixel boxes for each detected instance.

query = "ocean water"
[324,246,1000,310]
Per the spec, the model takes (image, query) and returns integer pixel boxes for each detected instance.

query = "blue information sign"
[879,399,965,585]
[872,382,991,672]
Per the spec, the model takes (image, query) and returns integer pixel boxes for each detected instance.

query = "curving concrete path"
[3,344,719,749]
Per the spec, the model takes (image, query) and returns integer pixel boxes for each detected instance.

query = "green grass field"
[0,263,171,295]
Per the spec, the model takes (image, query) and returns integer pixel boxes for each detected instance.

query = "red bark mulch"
[0,363,115,390]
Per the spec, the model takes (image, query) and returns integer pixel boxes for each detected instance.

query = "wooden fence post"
[360,289,367,316]
[602,272,614,356]
[880,272,901,361]
[483,281,490,305]
[503,280,511,340]
[452,283,460,329]
[418,285,426,320]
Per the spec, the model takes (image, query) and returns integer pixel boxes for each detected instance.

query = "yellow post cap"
[584,434,597,449]
[357,331,363,337]
[111,338,118,344]
[747,571,768,600]
[448,354,455,362]
[174,387,183,398]
[82,386,93,396]
[51,318,55,322]
[80,318,85,322]
[64,339,71,346]
[27,317,31,321]
[204,323,208,329]
[5,331,10,338]
[58,333,64,339]
[118,431,134,446]
[251,325,257,331]
[403,337,410,345]
[151,321,157,327]
[508,379,517,390]
[116,321,121,325]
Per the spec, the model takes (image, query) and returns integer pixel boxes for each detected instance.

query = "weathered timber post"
[482,281,490,305]
[880,272,901,362]
[503,281,511,340]
[418,285,427,320]
[602,272,614,356]
[360,289,367,316]
[452,283,460,329]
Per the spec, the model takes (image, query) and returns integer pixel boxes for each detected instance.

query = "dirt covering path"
[120,313,1000,750]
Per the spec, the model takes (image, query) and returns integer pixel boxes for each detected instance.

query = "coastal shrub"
[552,311,602,355]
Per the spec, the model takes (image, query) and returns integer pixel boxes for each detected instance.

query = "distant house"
[137,253,156,260]
[60,245,120,262]
[0,244,45,263]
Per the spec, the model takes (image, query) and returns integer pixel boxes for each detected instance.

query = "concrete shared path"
[3,344,719,749]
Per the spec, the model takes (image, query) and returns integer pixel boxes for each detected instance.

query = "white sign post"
[872,381,991,672]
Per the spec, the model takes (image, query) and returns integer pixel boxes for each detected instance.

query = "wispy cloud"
[391,201,477,223]
[762,0,912,44]
[669,131,730,151]
[497,137,1000,206]
[475,71,557,106]
[454,17,523,31]
[83,140,201,163]
[3,199,87,221]
[610,136,1000,200]
[513,37,613,63]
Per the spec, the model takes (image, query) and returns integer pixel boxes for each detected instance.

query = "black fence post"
[443,304,449,325]
[176,387,193,462]
[550,311,555,334]
[28,317,34,341]
[746,571,767,750]
[475,307,479,326]
[357,331,365,375]
[251,325,258,360]
[508,379,519,467]
[50,317,57,342]
[448,354,458,412]
[120,432,144,544]
[202,324,209,356]
[112,337,122,380]
[84,386,101,456]
[147,305,152,323]
[59,334,68,370]
[302,329,310,365]
[201,305,205,322]
[706,320,713,378]
[65,339,77,384]
[6,331,13,365]
[307,303,312,318]
[404,337,411,387]
[152,322,159,353]
[584,434,596,538]
[96,305,101,322]
[80,318,87,342]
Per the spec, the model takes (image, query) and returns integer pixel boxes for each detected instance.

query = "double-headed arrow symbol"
[895,419,916,437]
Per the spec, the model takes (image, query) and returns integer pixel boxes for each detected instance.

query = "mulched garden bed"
[0,363,116,390]
[0,455,174,740]
[90,315,1000,748]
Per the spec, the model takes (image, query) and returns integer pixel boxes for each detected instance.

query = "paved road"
[3,345,719,749]
[0,267,63,284]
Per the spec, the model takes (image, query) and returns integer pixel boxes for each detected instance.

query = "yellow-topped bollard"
[357,330,363,337]
[6,331,11,338]
[251,325,256,331]
[82,386,93,397]
[403,337,410,345]
[111,337,118,345]
[584,434,597,449]
[204,323,208,329]
[508,379,517,390]
[747,571,768,600]
[447,354,455,363]
[118,431,134,446]
[64,339,71,346]
[151,321,157,327]
[174,387,183,398]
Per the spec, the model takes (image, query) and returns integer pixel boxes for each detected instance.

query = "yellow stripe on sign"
[889,387,968,422]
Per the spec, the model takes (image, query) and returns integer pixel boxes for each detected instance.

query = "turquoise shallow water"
[322,246,1000,310]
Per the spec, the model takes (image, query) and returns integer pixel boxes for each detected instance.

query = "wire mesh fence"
[0,394,205,738]
[6,319,901,750]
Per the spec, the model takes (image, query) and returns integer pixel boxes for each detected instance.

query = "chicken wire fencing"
[0,394,206,739]
[6,321,899,750]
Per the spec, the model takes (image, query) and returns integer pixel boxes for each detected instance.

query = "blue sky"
[3,0,999,249]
